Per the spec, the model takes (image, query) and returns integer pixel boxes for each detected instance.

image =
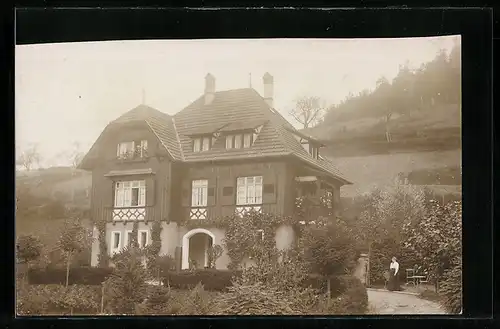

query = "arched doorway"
[181,228,215,270]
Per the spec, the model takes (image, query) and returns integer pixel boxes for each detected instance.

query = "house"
[79,73,352,270]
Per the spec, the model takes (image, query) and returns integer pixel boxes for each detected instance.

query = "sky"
[15,36,459,167]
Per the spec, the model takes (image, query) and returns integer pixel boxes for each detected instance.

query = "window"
[202,137,211,151]
[192,180,208,207]
[243,133,252,148]
[193,138,201,152]
[226,133,254,149]
[234,135,242,149]
[117,141,135,157]
[117,140,148,158]
[115,180,146,207]
[110,231,121,254]
[140,140,148,157]
[256,229,264,241]
[124,230,134,247]
[236,176,263,205]
[138,230,149,248]
[225,135,233,149]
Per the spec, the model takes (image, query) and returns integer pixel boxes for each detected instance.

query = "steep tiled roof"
[80,88,351,185]
[173,88,351,184]
[112,104,184,161]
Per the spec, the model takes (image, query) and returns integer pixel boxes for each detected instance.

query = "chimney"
[263,72,274,108]
[204,73,215,105]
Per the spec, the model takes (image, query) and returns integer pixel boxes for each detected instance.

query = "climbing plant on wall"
[96,219,109,268]
[145,220,163,278]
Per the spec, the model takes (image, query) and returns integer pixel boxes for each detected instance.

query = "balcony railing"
[116,147,149,162]
[102,206,156,222]
[184,204,278,222]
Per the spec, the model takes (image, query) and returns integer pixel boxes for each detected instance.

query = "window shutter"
[207,178,217,206]
[181,180,191,207]
[262,172,277,203]
[103,178,115,207]
[219,177,235,206]
[146,177,155,206]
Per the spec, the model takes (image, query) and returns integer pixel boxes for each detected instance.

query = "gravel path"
[367,288,446,314]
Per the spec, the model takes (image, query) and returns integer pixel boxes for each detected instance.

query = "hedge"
[28,266,113,285]
[162,269,243,291]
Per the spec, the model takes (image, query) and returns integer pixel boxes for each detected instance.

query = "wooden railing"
[102,206,156,222]
[184,203,280,221]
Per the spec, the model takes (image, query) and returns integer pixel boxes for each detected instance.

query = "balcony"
[102,206,156,223]
[184,204,278,222]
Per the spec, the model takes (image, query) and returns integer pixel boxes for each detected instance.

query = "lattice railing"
[112,207,146,221]
[190,207,208,220]
[235,205,262,218]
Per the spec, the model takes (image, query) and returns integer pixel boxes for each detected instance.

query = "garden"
[16,211,368,316]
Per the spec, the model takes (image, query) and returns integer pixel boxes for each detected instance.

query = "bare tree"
[68,142,85,169]
[289,96,326,129]
[16,144,41,171]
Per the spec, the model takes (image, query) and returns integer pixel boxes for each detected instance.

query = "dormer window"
[225,133,254,149]
[117,140,148,160]
[193,136,212,152]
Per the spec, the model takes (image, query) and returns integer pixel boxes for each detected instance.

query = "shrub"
[368,237,400,285]
[439,260,462,314]
[162,269,242,291]
[327,275,368,315]
[103,247,148,314]
[28,266,113,285]
[16,282,101,315]
[178,283,215,315]
[136,285,183,315]
[16,235,42,266]
[299,220,359,276]
[213,281,297,315]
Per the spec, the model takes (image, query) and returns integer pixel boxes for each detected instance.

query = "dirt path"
[367,288,446,314]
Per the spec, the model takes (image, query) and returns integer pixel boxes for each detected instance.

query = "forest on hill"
[305,41,461,154]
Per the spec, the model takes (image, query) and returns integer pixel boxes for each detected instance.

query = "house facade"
[79,73,352,270]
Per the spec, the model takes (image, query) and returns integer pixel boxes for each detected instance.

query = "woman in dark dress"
[387,257,401,291]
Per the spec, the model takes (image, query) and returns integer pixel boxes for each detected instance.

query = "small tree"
[16,235,42,281]
[104,247,148,314]
[16,144,41,171]
[57,219,92,287]
[289,96,326,129]
[207,244,223,269]
[402,200,462,289]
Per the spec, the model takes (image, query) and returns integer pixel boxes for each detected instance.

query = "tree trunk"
[65,252,72,287]
[327,277,331,300]
[100,283,105,314]
[366,242,372,287]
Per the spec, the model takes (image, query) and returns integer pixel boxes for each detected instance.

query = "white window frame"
[256,229,264,241]
[192,179,208,207]
[236,176,263,205]
[140,140,148,157]
[124,230,134,248]
[234,134,242,149]
[225,135,233,149]
[201,137,211,151]
[138,229,149,248]
[243,133,252,148]
[117,141,135,157]
[114,180,146,208]
[193,138,201,152]
[110,231,122,255]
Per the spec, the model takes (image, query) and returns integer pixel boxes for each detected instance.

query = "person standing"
[388,256,401,291]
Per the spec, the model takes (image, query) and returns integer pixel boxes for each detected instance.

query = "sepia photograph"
[15,36,462,316]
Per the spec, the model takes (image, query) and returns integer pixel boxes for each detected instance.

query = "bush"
[136,285,183,315]
[327,275,368,315]
[178,283,215,315]
[104,247,148,314]
[368,238,400,285]
[16,282,101,315]
[162,269,242,291]
[439,261,462,314]
[213,281,297,315]
[28,266,113,285]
